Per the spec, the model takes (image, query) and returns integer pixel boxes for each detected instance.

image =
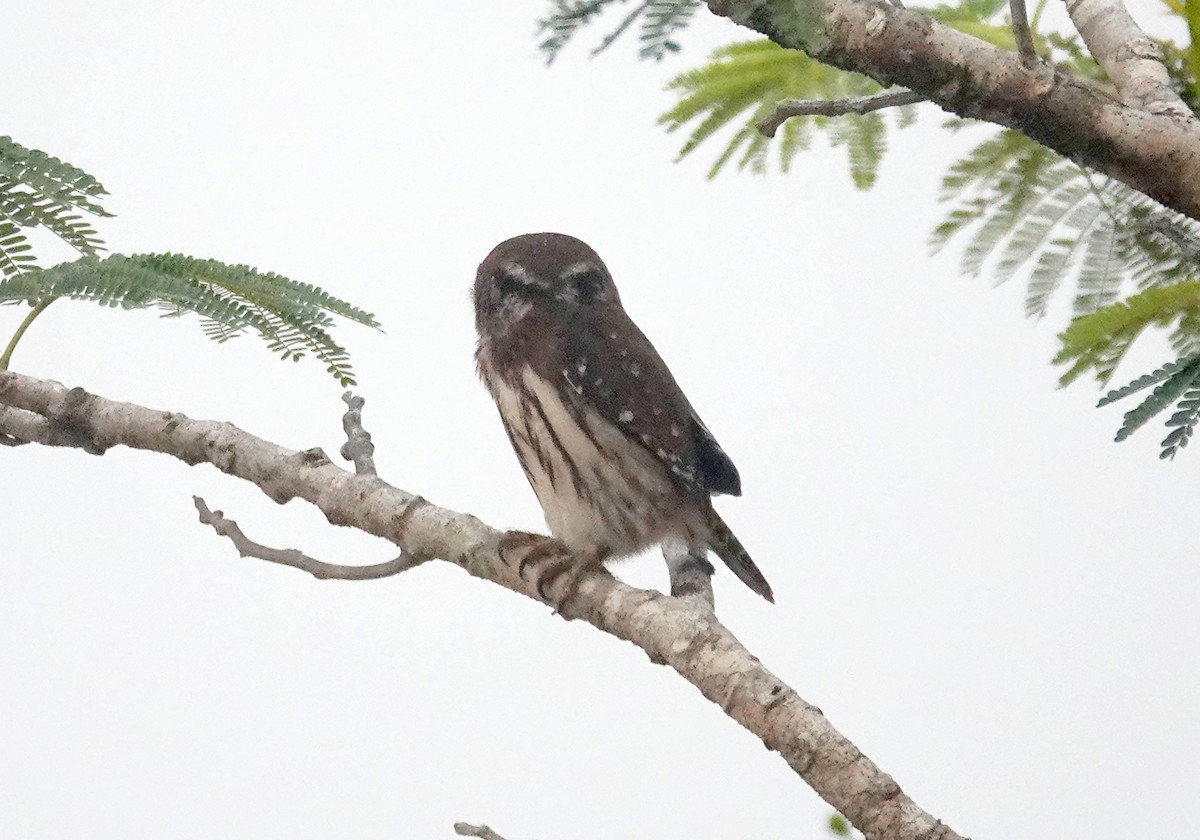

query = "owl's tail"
[705,506,774,603]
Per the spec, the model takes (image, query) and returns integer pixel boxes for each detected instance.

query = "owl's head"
[474,232,621,336]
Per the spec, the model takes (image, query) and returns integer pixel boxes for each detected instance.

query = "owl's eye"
[498,270,523,297]
[563,265,606,302]
[497,266,538,299]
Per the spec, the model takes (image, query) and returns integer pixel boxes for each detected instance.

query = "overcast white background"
[3,2,1197,838]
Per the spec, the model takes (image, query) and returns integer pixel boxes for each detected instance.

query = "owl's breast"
[488,363,694,557]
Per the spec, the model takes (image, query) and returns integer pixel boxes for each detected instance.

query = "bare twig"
[1064,0,1191,117]
[454,823,511,840]
[1009,0,1039,69]
[340,391,377,475]
[0,370,965,840]
[756,89,925,137]
[193,496,427,580]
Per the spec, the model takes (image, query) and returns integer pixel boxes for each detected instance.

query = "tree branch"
[451,825,506,835]
[756,88,925,137]
[703,0,1200,221]
[1064,0,1191,116]
[1009,0,1039,69]
[454,823,511,840]
[0,369,964,840]
[0,404,47,445]
[193,495,425,580]
[340,391,377,475]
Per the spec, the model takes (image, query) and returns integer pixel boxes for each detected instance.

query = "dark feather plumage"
[474,232,772,602]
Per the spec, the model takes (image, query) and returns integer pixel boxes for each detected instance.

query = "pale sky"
[3,2,1198,839]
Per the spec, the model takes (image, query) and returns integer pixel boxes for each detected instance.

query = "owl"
[473,233,773,603]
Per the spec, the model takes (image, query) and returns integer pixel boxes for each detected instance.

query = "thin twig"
[1009,0,1040,68]
[454,823,511,840]
[193,496,426,580]
[756,89,926,137]
[340,391,377,475]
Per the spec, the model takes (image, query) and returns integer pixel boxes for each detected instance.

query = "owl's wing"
[564,308,742,498]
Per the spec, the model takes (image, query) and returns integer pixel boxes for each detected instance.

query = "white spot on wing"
[562,369,583,394]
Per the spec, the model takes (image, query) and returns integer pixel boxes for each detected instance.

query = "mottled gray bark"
[0,369,964,840]
[706,0,1200,221]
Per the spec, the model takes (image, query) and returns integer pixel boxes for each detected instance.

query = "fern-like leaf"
[1160,384,1200,458]
[537,1,621,61]
[1097,356,1194,406]
[0,138,109,280]
[0,222,36,278]
[1055,281,1200,386]
[1108,354,1200,444]
[660,40,907,183]
[0,136,110,217]
[0,182,106,257]
[639,0,698,60]
[538,0,701,61]
[935,130,1200,324]
[0,254,379,385]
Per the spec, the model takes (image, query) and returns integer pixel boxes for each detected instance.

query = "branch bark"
[757,88,925,137]
[0,370,964,840]
[340,391,377,475]
[193,495,425,580]
[704,0,1200,221]
[1008,0,1039,70]
[454,823,511,840]
[1064,0,1191,116]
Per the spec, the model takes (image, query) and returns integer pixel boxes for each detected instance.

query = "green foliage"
[639,0,698,60]
[533,0,1200,456]
[1055,282,1200,386]
[1097,353,1200,458]
[828,812,852,836]
[0,136,111,277]
[933,130,1124,319]
[659,40,901,184]
[0,254,379,385]
[0,137,378,385]
[537,0,698,62]
[933,127,1200,455]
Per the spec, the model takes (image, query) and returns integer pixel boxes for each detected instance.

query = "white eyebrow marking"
[560,261,598,278]
[501,262,539,285]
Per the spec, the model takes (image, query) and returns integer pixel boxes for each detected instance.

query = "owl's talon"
[497,530,551,569]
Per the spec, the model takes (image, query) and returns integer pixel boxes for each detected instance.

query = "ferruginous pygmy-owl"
[473,232,773,603]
